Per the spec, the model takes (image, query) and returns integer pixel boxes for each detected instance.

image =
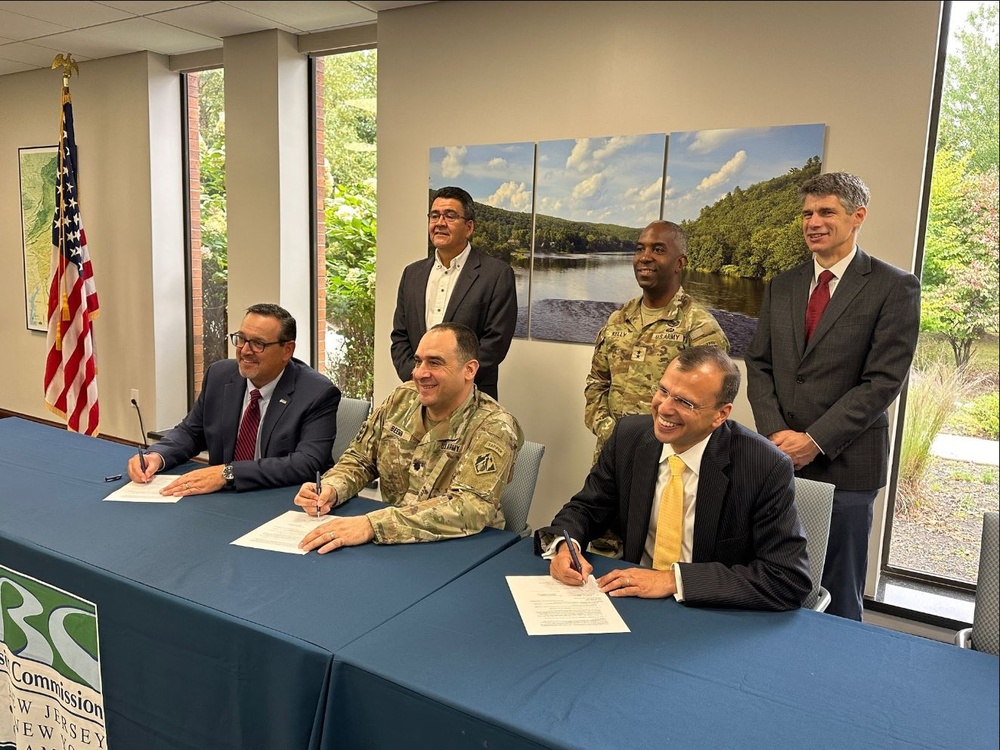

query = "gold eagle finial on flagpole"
[51,53,79,89]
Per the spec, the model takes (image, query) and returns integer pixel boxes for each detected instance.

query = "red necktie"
[234,389,262,461]
[804,270,835,343]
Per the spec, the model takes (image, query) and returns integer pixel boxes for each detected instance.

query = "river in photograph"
[515,252,765,317]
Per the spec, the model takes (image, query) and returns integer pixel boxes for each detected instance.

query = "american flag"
[43,86,100,436]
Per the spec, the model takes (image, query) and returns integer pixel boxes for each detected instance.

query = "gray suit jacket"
[151,358,341,491]
[535,416,811,611]
[390,247,517,398]
[745,248,920,490]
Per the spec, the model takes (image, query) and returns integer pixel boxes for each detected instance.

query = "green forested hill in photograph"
[429,152,818,281]
[429,190,637,264]
[682,156,821,280]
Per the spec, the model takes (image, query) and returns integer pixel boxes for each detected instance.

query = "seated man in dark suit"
[536,346,810,610]
[126,303,341,495]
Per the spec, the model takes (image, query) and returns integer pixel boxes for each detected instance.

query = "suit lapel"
[804,249,871,356]
[692,422,731,562]
[222,368,246,461]
[790,263,812,358]
[258,362,296,456]
[412,258,434,338]
[624,430,662,562]
[444,249,481,319]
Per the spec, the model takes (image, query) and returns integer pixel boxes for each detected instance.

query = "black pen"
[138,447,147,474]
[562,529,583,576]
[315,471,323,517]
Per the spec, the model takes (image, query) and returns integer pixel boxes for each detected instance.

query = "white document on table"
[231,510,330,554]
[506,575,630,636]
[103,475,183,503]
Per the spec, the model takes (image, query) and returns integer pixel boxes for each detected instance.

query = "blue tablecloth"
[331,537,1000,750]
[0,418,518,749]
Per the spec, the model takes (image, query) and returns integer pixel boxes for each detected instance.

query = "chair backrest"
[971,511,999,656]
[331,397,372,463]
[793,477,835,610]
[499,441,545,536]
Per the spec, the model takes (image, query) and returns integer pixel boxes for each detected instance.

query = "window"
[312,50,377,401]
[183,68,228,402]
[882,1,999,594]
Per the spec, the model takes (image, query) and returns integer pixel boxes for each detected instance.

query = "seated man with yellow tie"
[535,346,811,610]
[125,303,341,495]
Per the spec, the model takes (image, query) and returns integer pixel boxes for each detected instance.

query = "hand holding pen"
[555,529,592,586]
[314,471,324,518]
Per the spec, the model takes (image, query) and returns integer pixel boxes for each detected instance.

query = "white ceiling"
[0,1,431,77]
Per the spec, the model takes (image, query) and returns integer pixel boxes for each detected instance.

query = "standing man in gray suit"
[390,186,517,401]
[745,172,920,620]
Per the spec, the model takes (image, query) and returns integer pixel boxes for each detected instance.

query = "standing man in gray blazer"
[390,186,517,400]
[745,172,920,620]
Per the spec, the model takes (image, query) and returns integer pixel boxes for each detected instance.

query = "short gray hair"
[798,172,870,214]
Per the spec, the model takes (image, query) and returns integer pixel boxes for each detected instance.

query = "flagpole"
[44,53,101,436]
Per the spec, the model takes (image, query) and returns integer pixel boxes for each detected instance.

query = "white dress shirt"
[425,243,472,329]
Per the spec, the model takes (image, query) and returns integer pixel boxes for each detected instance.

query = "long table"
[331,538,1000,750]
[0,418,518,749]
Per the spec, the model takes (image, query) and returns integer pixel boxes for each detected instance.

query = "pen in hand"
[314,471,323,518]
[138,447,147,476]
[562,529,584,578]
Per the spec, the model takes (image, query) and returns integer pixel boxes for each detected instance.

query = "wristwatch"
[222,463,235,489]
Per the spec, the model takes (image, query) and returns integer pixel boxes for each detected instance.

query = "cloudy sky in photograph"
[664,124,826,223]
[429,142,535,212]
[534,134,665,228]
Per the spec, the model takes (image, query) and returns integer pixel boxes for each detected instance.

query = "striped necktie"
[233,389,262,461]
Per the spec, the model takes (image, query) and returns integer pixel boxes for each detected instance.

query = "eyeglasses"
[228,332,287,354]
[427,210,470,223]
[655,387,716,412]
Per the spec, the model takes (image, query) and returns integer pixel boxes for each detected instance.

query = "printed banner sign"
[1,565,108,749]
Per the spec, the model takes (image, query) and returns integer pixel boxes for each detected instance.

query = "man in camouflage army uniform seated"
[296,322,524,552]
[584,220,729,556]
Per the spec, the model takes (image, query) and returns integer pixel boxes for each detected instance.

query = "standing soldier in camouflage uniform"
[584,220,728,555]
[296,322,523,552]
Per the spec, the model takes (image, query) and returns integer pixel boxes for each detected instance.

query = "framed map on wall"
[18,145,58,332]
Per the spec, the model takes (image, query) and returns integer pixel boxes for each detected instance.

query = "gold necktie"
[653,454,686,570]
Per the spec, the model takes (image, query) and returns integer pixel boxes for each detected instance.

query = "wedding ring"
[327,531,335,540]
[627,577,632,586]
[185,483,190,490]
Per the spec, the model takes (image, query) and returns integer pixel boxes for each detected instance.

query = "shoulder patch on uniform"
[475,453,497,475]
[484,440,507,456]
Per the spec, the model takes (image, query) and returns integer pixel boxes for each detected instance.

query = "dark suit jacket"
[745,248,920,490]
[535,416,811,610]
[151,358,341,491]
[390,247,517,399]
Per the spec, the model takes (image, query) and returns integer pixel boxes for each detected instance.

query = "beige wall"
[375,0,942,536]
[0,51,186,440]
[0,2,942,582]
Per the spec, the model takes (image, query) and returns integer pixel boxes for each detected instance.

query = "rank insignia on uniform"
[390,424,404,437]
[475,453,497,474]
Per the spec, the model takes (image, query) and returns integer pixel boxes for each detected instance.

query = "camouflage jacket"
[322,382,524,543]
[584,288,729,459]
